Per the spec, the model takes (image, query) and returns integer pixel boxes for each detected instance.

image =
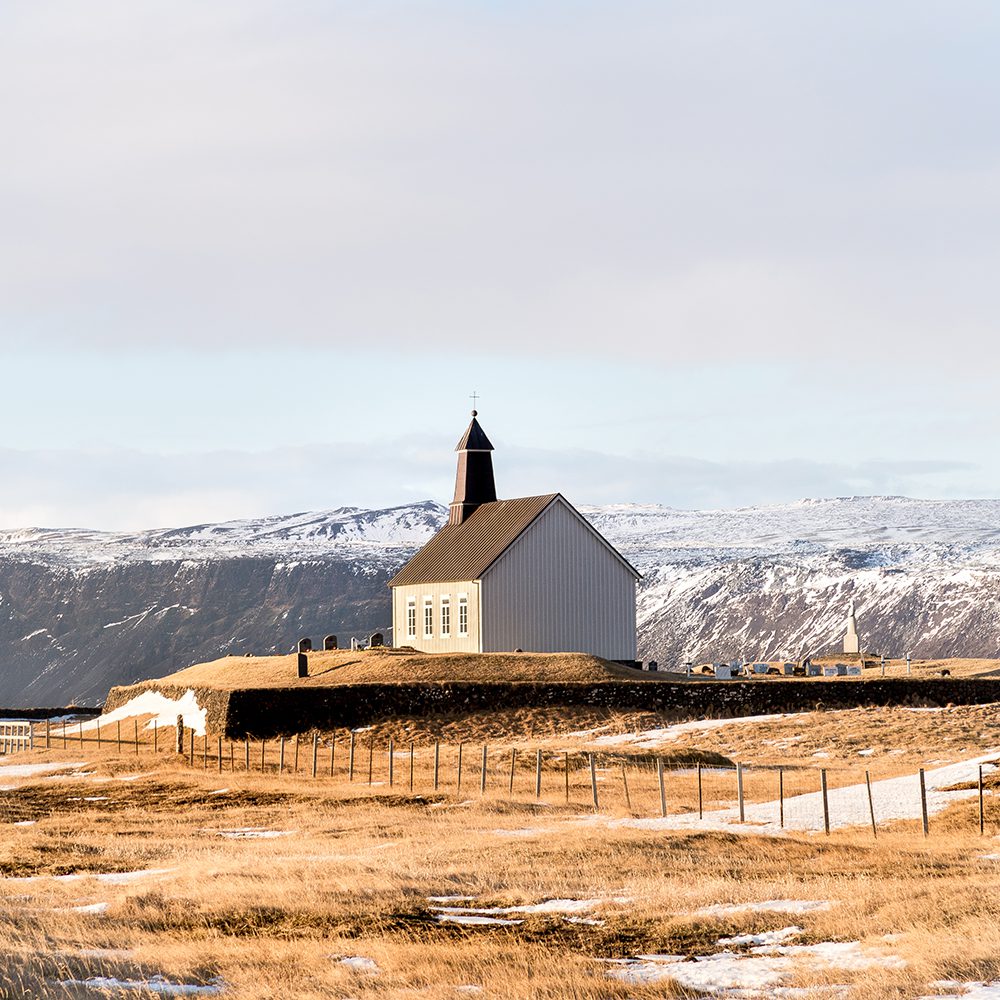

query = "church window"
[441,598,451,637]
[458,595,468,636]
[424,598,434,638]
[406,598,416,638]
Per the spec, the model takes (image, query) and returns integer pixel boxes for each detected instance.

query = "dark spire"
[449,410,497,525]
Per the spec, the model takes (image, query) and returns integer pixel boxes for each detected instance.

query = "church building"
[388,411,639,661]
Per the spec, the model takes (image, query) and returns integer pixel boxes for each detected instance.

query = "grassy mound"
[157,649,655,690]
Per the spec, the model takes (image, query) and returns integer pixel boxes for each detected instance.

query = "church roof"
[388,494,560,586]
[455,413,494,451]
[388,493,640,587]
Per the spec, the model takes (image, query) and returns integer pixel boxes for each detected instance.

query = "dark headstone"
[323,634,338,651]
[369,632,384,648]
[297,637,313,653]
[297,652,308,678]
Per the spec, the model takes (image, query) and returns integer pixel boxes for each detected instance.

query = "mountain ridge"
[1,495,998,706]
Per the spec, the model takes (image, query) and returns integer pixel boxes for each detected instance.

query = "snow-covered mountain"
[1,496,998,706]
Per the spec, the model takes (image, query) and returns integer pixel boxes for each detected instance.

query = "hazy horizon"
[3,3,999,528]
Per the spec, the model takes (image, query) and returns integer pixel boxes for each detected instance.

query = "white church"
[389,411,639,662]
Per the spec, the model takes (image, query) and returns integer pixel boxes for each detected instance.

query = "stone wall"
[198,678,1000,737]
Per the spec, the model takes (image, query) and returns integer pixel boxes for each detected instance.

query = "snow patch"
[215,828,296,839]
[334,956,379,974]
[696,900,833,917]
[58,975,224,995]
[81,689,207,737]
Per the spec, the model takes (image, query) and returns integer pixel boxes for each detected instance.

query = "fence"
[0,721,33,754]
[15,718,997,839]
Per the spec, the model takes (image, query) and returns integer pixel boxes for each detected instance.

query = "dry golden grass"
[3,701,1000,998]
[157,650,655,689]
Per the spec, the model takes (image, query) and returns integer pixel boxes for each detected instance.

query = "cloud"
[0,443,979,531]
[2,2,1000,367]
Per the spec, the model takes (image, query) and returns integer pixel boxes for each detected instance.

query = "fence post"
[979,765,985,835]
[189,730,195,767]
[409,741,414,791]
[779,768,785,829]
[697,762,703,819]
[217,736,222,773]
[229,741,234,771]
[45,719,50,749]
[97,723,101,750]
[294,737,300,774]
[245,738,250,771]
[134,719,139,756]
[367,738,373,786]
[389,739,394,787]
[312,733,318,778]
[821,769,830,835]
[564,751,569,803]
[865,770,877,839]
[349,732,356,781]
[62,722,67,750]
[535,749,542,799]
[79,720,84,748]
[589,753,599,811]
[480,745,487,794]
[919,768,929,837]
[621,765,631,812]
[433,742,440,790]
[153,721,158,754]
[278,737,285,775]
[456,742,463,792]
[736,763,745,824]
[202,734,207,768]
[260,739,266,773]
[509,748,517,793]
[330,736,336,777]
[116,720,121,751]
[657,757,666,817]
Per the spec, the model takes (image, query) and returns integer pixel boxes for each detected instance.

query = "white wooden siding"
[480,498,636,659]
[391,580,482,653]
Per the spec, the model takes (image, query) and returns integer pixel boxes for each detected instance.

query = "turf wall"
[98,677,1000,738]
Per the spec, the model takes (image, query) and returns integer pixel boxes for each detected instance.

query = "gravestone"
[752,663,769,674]
[647,661,658,672]
[324,635,338,651]
[297,637,313,653]
[835,663,848,676]
[713,663,734,679]
[807,663,823,676]
[823,665,839,676]
[369,632,384,648]
[297,652,308,678]
[782,662,796,675]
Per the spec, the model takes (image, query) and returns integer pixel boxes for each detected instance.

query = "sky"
[2,1,1000,529]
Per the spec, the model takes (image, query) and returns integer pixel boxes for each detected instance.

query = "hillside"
[4,495,1000,705]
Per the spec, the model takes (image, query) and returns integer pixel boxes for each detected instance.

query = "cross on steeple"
[469,391,480,413]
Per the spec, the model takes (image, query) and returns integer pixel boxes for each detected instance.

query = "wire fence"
[14,718,996,839]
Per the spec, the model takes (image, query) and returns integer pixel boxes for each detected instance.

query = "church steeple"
[450,409,497,525]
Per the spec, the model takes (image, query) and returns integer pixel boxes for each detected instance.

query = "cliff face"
[0,556,396,705]
[2,496,1000,706]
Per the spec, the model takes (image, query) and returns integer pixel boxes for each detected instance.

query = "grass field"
[1,704,999,998]
[153,650,1000,692]
[156,650,656,689]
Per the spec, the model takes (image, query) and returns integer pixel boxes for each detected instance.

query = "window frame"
[458,594,469,637]
[440,596,451,638]
[406,598,417,638]
[423,597,434,638]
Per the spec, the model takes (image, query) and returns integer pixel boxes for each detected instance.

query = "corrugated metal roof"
[388,494,559,586]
